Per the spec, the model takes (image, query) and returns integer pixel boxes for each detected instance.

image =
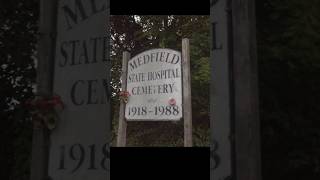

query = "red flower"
[119,91,130,97]
[50,95,63,105]
[168,98,176,106]
[23,95,64,110]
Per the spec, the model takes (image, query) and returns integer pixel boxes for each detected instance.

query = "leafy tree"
[257,0,320,179]
[0,0,38,179]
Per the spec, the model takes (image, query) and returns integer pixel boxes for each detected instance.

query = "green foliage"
[0,0,38,179]
[257,0,320,179]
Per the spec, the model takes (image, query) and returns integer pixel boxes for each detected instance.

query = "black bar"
[111,147,210,179]
[111,0,209,15]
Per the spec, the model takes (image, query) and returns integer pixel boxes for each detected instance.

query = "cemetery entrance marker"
[117,39,192,147]
[125,48,182,121]
[32,0,110,180]
[31,0,110,180]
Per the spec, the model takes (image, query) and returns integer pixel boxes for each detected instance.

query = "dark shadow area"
[257,0,320,179]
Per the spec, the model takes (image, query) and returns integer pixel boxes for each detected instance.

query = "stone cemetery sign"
[125,49,183,121]
[117,39,192,146]
[47,0,109,179]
